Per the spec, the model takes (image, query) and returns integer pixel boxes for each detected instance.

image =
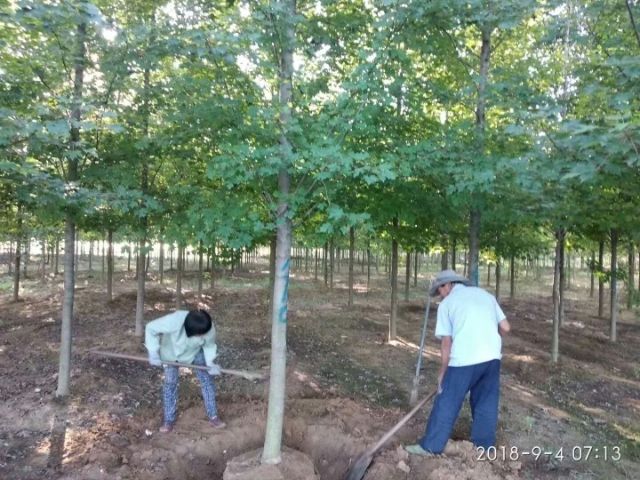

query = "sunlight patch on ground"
[294,369,321,392]
[623,398,640,413]
[504,382,571,420]
[612,423,640,442]
[505,353,536,363]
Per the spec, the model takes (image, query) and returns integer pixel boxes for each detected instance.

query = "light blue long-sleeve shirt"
[144,310,217,366]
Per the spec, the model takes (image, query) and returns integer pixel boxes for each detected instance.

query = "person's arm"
[144,312,183,355]
[438,336,452,393]
[202,324,218,367]
[498,318,511,336]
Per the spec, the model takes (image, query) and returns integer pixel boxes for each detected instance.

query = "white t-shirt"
[434,284,506,367]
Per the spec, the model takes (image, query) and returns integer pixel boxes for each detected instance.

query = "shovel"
[409,280,433,405]
[344,389,437,480]
[89,350,267,381]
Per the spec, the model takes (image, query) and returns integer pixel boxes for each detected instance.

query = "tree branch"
[625,0,640,49]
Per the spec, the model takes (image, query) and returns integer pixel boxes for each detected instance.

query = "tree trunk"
[468,26,492,287]
[135,238,146,337]
[628,242,635,309]
[88,239,93,272]
[55,238,60,275]
[348,227,355,307]
[323,241,328,286]
[56,16,85,398]
[389,217,399,342]
[510,255,516,299]
[40,238,46,282]
[262,0,295,463]
[12,216,21,302]
[367,240,371,294]
[468,208,481,286]
[451,239,457,271]
[23,237,30,279]
[440,243,448,270]
[551,229,565,363]
[198,240,204,298]
[329,237,335,289]
[314,248,318,281]
[107,229,114,301]
[159,241,164,285]
[176,244,184,310]
[610,229,618,342]
[589,250,595,298]
[495,259,501,301]
[559,235,566,327]
[404,251,411,301]
[269,234,277,308]
[210,245,216,289]
[413,251,419,287]
[598,239,605,318]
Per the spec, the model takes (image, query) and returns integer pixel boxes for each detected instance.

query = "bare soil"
[0,264,638,480]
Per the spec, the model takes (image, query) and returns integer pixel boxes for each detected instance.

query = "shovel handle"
[89,350,267,381]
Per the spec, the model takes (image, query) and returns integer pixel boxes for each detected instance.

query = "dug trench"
[53,396,515,480]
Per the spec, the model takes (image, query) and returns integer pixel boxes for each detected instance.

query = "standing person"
[145,309,226,433]
[405,269,511,455]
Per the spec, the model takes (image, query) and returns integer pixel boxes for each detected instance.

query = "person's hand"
[208,363,222,376]
[148,352,162,367]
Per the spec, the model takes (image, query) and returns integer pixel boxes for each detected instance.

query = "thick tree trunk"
[107,230,114,301]
[348,227,355,307]
[451,239,457,271]
[269,234,277,307]
[610,229,618,342]
[441,241,448,270]
[389,217,399,342]
[56,219,76,397]
[262,0,295,463]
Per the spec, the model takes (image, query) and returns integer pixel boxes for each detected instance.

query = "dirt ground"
[0,260,639,480]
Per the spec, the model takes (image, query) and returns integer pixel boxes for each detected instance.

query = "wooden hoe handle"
[89,349,267,381]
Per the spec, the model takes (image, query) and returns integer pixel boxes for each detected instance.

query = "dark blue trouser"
[420,359,500,453]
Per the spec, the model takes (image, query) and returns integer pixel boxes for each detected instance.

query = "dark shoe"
[209,416,226,429]
[159,422,174,433]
